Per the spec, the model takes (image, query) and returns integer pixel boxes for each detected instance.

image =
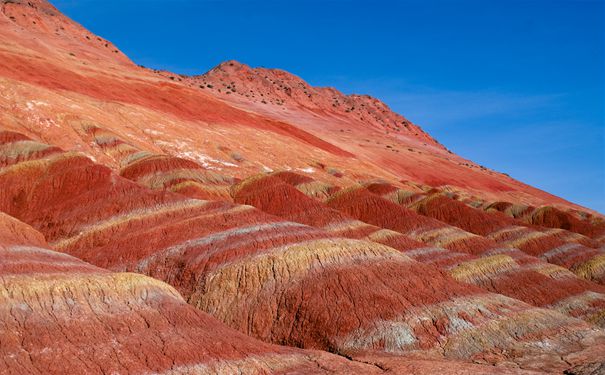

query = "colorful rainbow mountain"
[0,1,604,374]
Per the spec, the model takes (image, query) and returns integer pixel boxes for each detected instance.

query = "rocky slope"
[196,61,440,147]
[0,213,389,374]
[0,1,604,374]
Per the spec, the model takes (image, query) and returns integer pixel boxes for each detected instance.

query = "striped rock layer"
[0,212,393,375]
[0,217,551,375]
[0,133,604,373]
[0,1,604,374]
[232,173,605,328]
[366,183,605,285]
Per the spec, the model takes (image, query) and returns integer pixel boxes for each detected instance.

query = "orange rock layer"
[0,1,604,374]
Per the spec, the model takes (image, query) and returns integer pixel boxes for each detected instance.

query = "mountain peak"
[1,0,57,14]
[1,0,132,65]
[213,59,249,70]
[196,60,442,148]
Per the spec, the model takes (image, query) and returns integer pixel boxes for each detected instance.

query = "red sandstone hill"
[196,60,441,147]
[0,1,604,374]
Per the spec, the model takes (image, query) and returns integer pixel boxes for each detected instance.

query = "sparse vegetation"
[230,152,245,162]
[326,167,343,178]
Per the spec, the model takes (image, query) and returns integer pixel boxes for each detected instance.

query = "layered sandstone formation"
[0,1,604,374]
[0,213,394,374]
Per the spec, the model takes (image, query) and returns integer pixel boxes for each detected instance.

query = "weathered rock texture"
[0,1,604,374]
[1,213,399,374]
[232,173,605,327]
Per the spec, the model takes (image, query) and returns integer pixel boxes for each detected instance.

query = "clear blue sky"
[52,0,604,213]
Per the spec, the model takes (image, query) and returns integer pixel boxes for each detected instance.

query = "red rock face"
[487,202,605,240]
[2,131,605,372]
[1,213,398,374]
[1,1,605,374]
[389,189,605,284]
[233,173,605,324]
[197,60,441,147]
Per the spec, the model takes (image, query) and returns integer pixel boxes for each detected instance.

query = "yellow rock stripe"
[450,255,518,283]
[51,199,212,249]
[197,239,411,314]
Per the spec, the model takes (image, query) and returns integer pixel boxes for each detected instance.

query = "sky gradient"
[52,0,605,212]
